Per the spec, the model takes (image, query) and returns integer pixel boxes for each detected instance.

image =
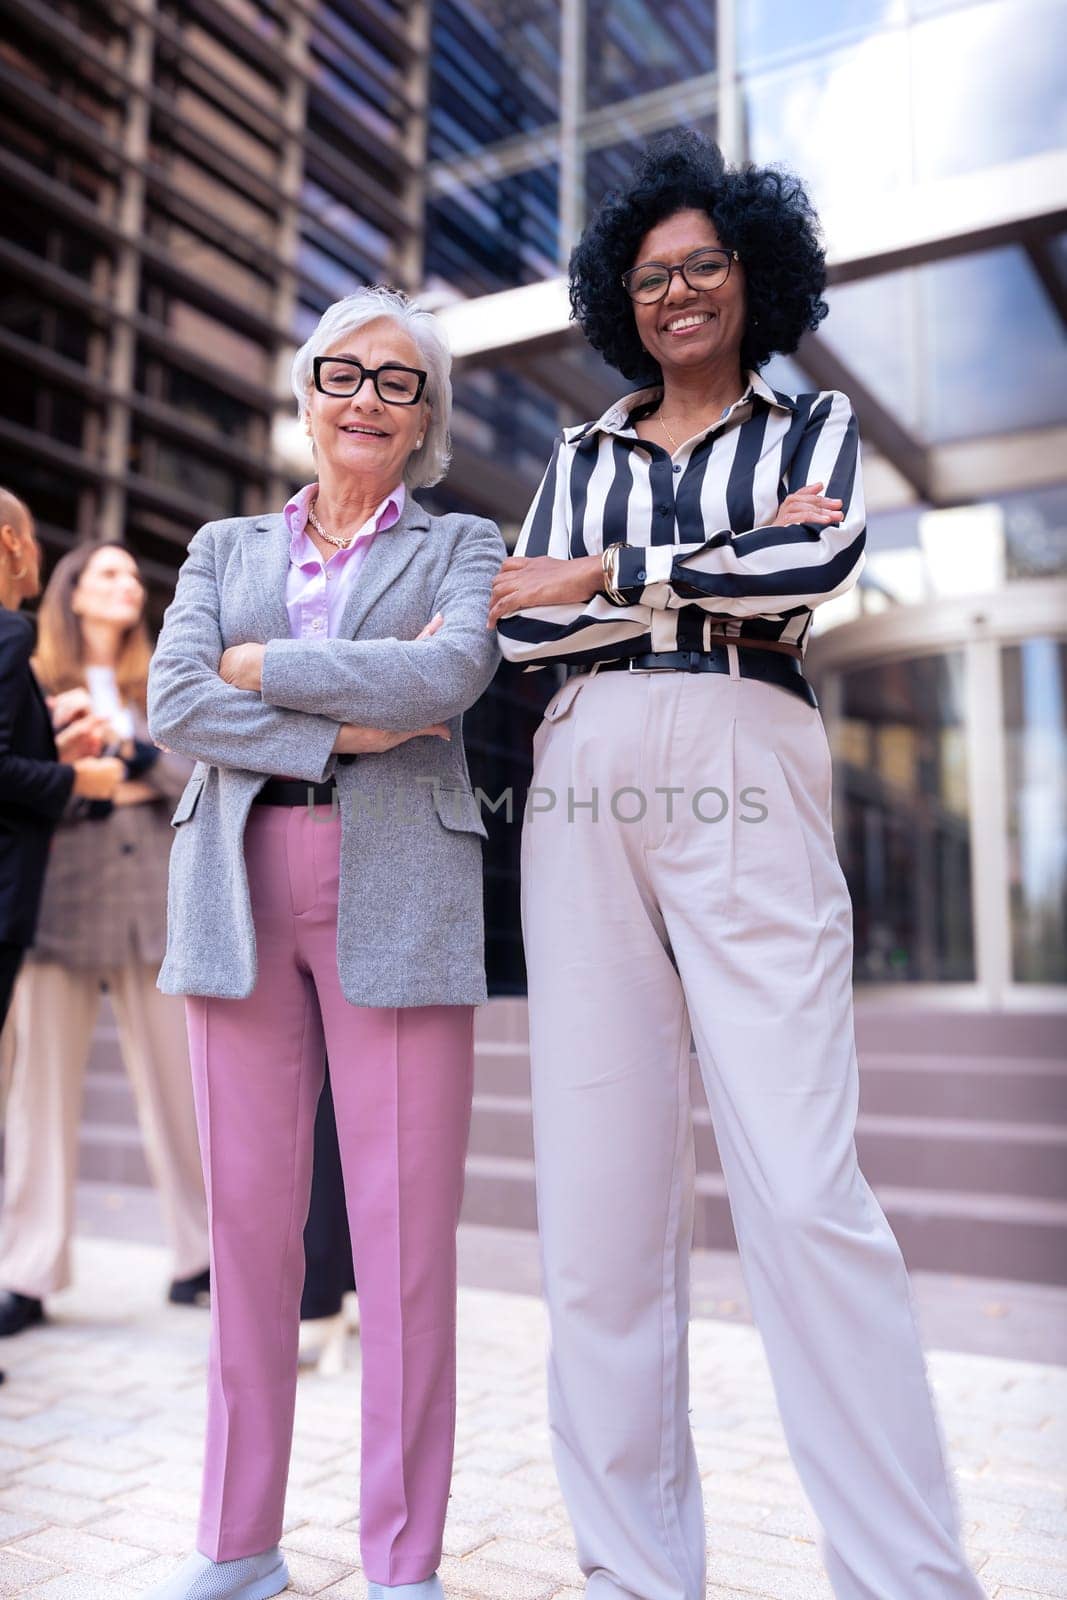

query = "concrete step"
[474,1002,1066,1058]
[468,1097,1067,1199]
[78,1124,152,1187]
[83,1070,139,1128]
[852,1007,1065,1058]
[474,1046,1067,1125]
[460,1154,1067,1285]
[855,1052,1067,1122]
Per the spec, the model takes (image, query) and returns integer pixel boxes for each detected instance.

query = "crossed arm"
[149,518,504,773]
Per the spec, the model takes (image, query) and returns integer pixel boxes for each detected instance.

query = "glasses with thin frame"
[621,247,740,305]
[312,356,428,406]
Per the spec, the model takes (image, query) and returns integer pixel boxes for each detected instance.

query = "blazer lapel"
[244,514,294,643]
[335,498,431,641]
[241,501,431,645]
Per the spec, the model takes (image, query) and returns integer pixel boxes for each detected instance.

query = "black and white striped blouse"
[496,369,866,670]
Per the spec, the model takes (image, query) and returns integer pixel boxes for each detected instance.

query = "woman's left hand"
[487,555,603,628]
[219,643,266,692]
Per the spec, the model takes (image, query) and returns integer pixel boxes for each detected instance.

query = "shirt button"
[121,842,135,856]
[311,618,324,631]
[636,569,646,582]
[672,464,681,474]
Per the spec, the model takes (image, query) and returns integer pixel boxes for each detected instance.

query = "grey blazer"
[147,500,505,1007]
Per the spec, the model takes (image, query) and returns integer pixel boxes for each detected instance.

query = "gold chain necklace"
[307,503,353,550]
[657,412,682,453]
[657,394,741,454]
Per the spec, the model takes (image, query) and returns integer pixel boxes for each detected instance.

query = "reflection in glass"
[742,30,909,216]
[833,653,975,982]
[911,0,1067,181]
[817,245,1067,446]
[1002,640,1067,984]
[1002,485,1067,581]
[426,165,558,295]
[586,118,717,221]
[921,246,1067,442]
[430,0,559,161]
[738,0,903,70]
[821,271,922,432]
[584,0,715,110]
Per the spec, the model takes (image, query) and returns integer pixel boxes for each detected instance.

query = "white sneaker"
[366,1578,444,1598]
[140,1546,289,1599]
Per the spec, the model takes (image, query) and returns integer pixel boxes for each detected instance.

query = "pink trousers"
[185,804,474,1584]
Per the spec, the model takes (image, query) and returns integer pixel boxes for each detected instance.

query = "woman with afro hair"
[490,131,985,1600]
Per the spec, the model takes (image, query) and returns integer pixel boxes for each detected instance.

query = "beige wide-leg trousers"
[0,955,208,1296]
[521,667,985,1600]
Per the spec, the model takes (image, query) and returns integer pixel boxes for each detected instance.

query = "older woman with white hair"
[142,289,504,1600]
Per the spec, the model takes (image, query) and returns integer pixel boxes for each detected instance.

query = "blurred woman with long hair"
[0,541,210,1339]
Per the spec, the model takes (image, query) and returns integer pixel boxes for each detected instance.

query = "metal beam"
[796,332,934,504]
[1024,236,1067,333]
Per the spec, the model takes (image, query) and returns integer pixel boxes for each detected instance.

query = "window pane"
[820,272,922,433]
[833,653,975,982]
[738,0,904,70]
[426,164,559,294]
[911,0,1067,181]
[743,31,910,216]
[1002,639,1067,984]
[429,0,560,161]
[586,116,717,224]
[585,0,716,110]
[921,247,1067,442]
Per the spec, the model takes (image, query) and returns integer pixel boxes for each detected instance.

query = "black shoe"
[168,1267,210,1307]
[0,1291,44,1337]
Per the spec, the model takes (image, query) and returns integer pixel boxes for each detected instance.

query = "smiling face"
[305,317,430,494]
[72,545,145,630]
[629,209,747,381]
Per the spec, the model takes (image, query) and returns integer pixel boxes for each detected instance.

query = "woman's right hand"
[71,756,126,800]
[333,724,451,755]
[772,482,843,527]
[54,711,109,763]
[47,687,93,729]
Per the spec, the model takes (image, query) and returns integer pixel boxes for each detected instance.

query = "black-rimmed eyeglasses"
[312,356,428,406]
[621,247,740,305]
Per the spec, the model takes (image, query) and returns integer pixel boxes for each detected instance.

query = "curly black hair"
[569,128,829,383]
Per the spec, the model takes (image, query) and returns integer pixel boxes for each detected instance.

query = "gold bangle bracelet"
[602,543,625,605]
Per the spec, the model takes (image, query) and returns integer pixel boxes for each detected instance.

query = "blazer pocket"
[432,786,488,839]
[170,774,206,828]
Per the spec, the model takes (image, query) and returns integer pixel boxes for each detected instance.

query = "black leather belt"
[253,777,338,807]
[576,648,817,708]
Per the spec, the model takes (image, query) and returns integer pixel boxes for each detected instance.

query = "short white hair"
[290,287,453,490]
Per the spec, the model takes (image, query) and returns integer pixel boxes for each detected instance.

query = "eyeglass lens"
[625,249,732,303]
[316,359,423,404]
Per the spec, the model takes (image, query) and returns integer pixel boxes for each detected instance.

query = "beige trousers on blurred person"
[522,668,985,1600]
[0,956,208,1296]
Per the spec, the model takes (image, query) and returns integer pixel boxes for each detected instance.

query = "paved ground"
[0,1206,1064,1598]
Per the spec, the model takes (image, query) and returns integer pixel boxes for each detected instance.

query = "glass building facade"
[3,0,1065,999]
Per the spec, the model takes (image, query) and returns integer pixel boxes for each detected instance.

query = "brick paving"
[0,1235,1064,1599]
